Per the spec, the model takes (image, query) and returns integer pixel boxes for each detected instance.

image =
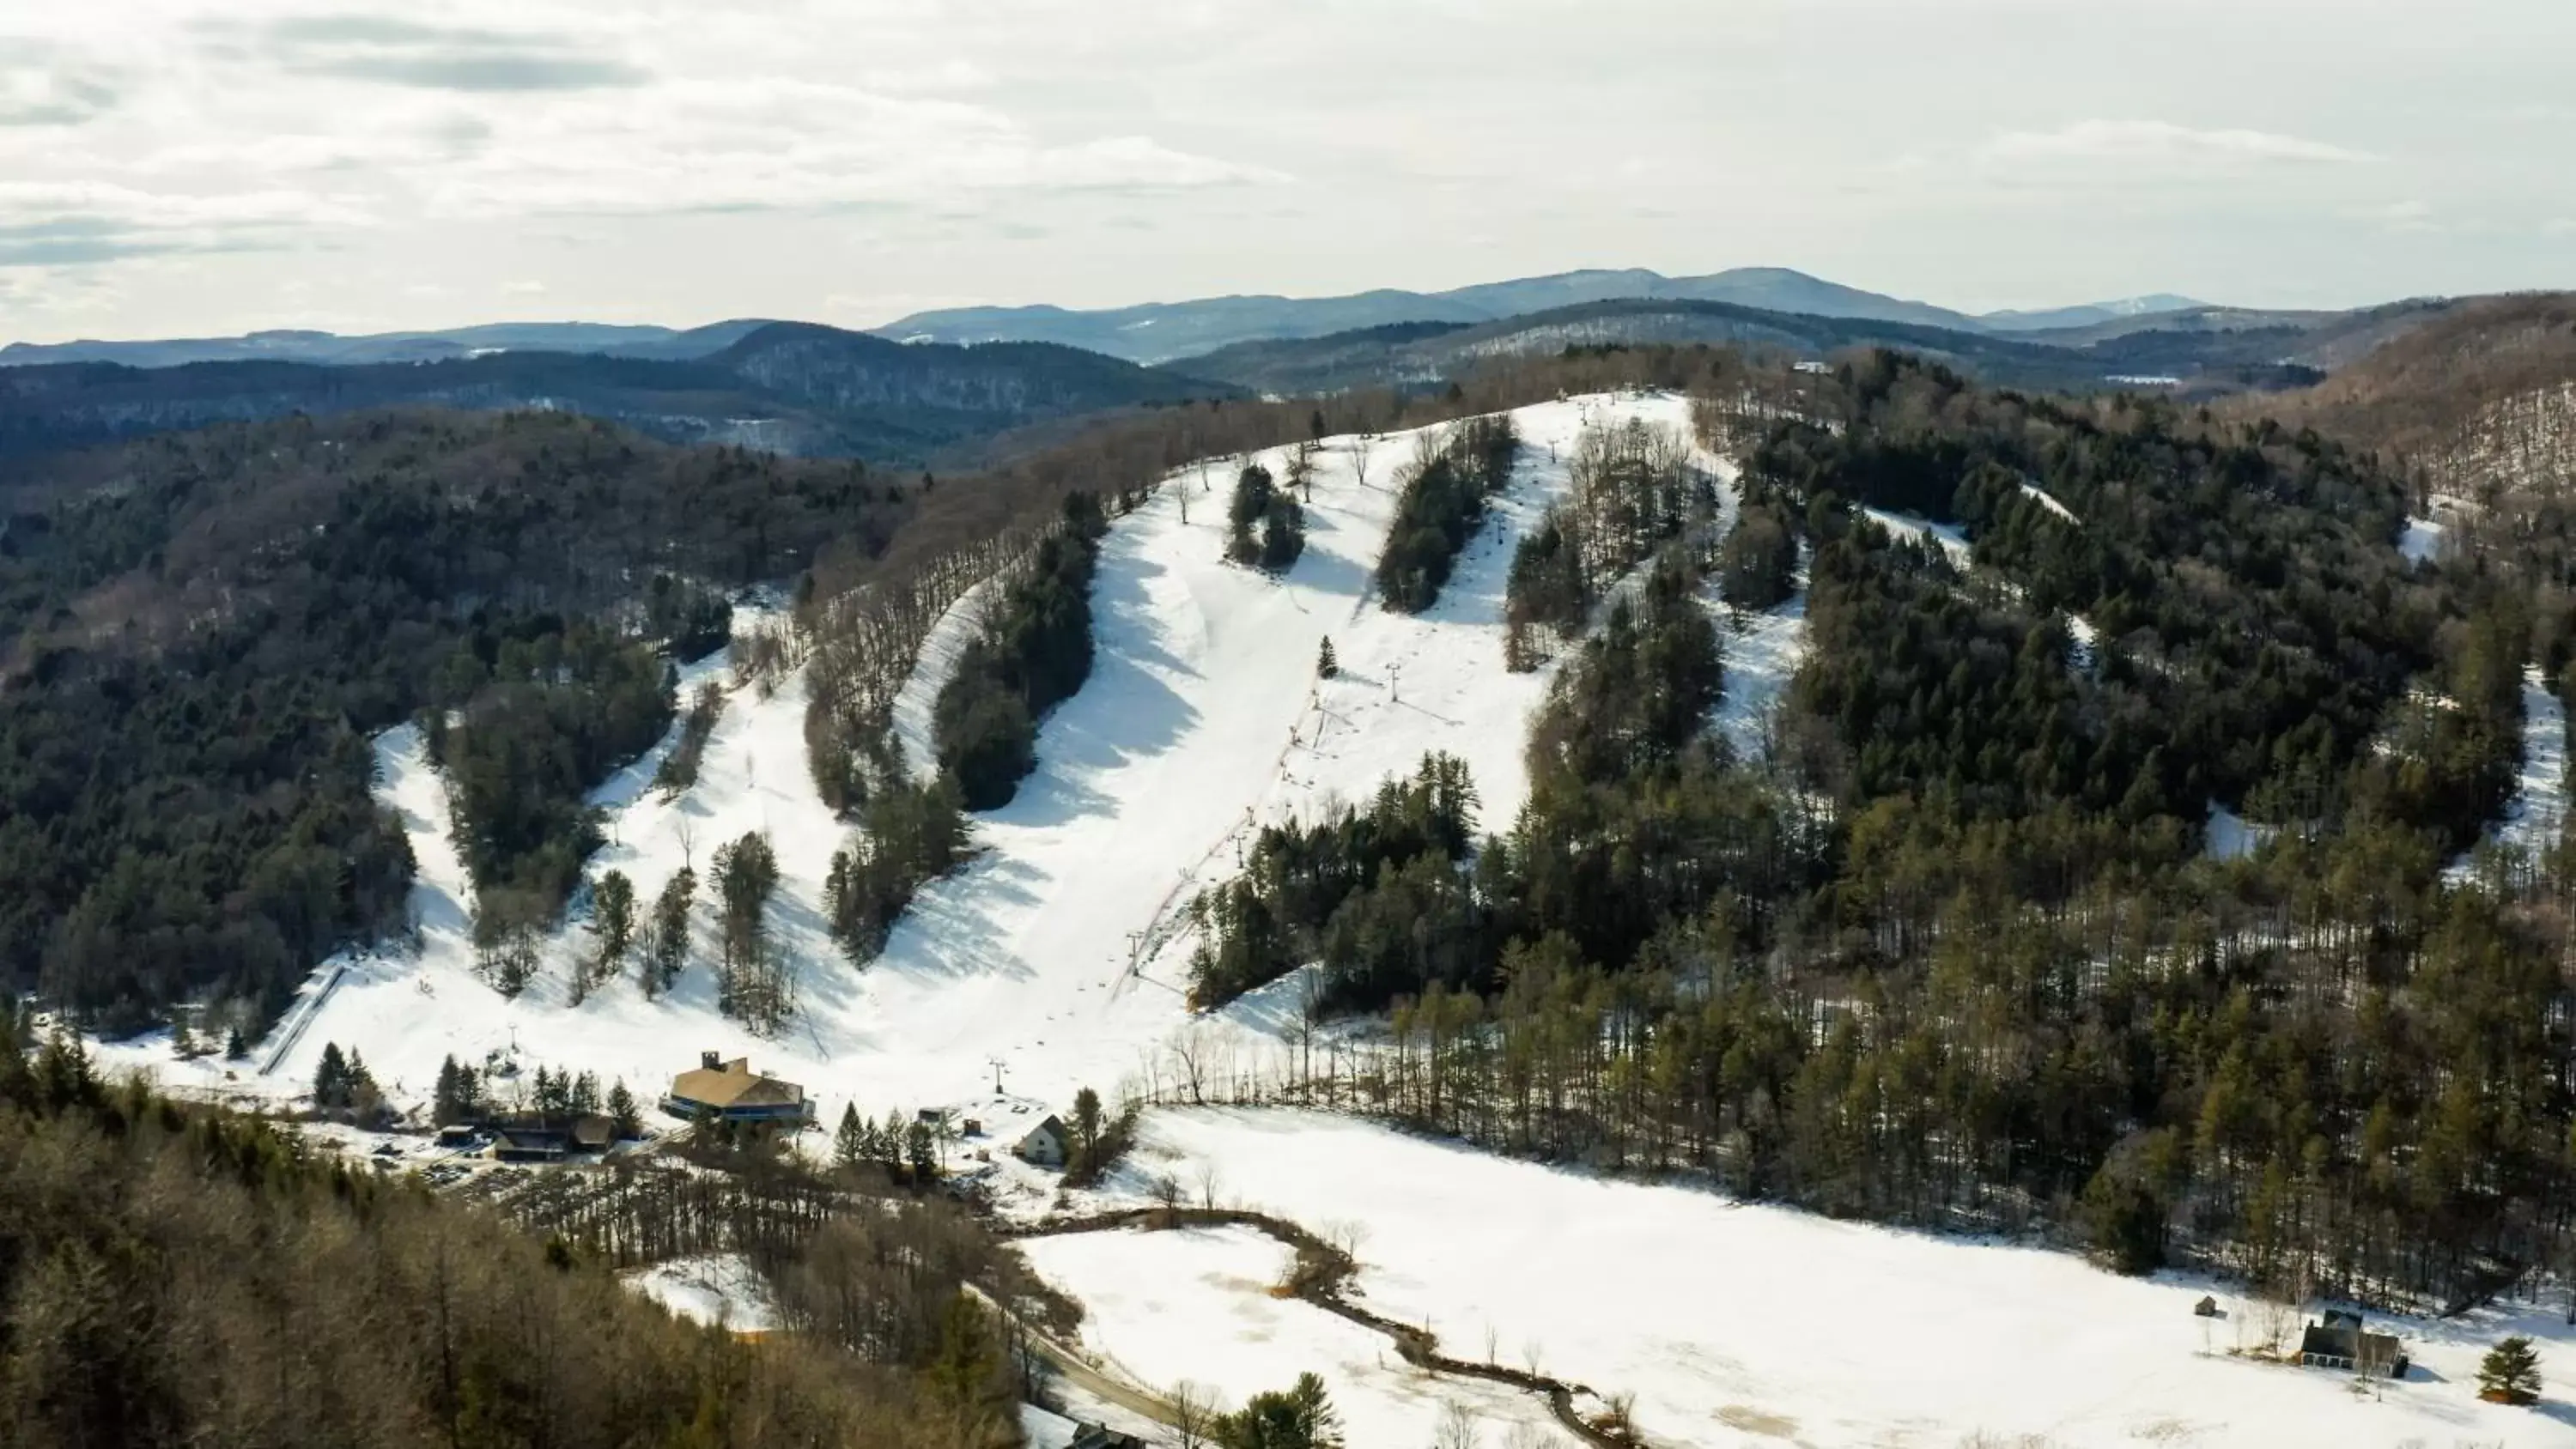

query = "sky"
[0,0,2569,343]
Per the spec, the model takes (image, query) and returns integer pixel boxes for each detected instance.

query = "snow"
[1861,506,1972,567]
[1091,1106,2576,1449]
[1709,541,1809,763]
[1019,1225,1570,1446]
[890,570,1003,783]
[2398,515,2445,567]
[2203,801,2276,863]
[623,1252,779,1332]
[2065,613,2101,676]
[2449,664,2568,884]
[104,394,1714,1149]
[1017,1404,1080,1449]
[2020,481,2081,526]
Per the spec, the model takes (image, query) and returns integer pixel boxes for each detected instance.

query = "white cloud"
[501,279,546,295]
[1984,119,2369,167]
[414,79,1281,218]
[0,181,372,264]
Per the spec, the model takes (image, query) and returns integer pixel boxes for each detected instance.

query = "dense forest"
[933,493,1112,811]
[1374,415,1519,612]
[0,409,897,1034]
[1173,354,2576,1313]
[0,1017,1026,1449]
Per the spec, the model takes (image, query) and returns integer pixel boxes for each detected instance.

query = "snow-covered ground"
[2020,481,2081,526]
[1091,1107,2576,1449]
[2204,801,2277,863]
[1708,542,1809,763]
[2065,613,2101,676]
[97,394,1713,1144]
[891,570,1004,783]
[2398,515,2445,567]
[623,1252,779,1332]
[2449,664,2569,884]
[1020,1225,1571,1446]
[1861,506,1973,567]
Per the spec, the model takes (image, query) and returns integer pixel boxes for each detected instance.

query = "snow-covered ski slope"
[106,394,1727,1128]
[2448,664,2569,884]
[1099,1108,2576,1449]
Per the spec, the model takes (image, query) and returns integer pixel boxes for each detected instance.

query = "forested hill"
[0,409,905,1030]
[1161,297,2343,400]
[0,319,1233,464]
[1768,355,2456,834]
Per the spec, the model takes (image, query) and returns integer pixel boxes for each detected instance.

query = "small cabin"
[2193,1295,2224,1319]
[1016,1114,1069,1167]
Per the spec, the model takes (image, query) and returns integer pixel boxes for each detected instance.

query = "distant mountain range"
[2,268,2215,373]
[0,320,773,371]
[1153,295,2474,400]
[873,268,2217,364]
[0,322,1231,463]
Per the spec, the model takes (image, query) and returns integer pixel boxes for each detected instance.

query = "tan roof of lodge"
[671,1057,805,1110]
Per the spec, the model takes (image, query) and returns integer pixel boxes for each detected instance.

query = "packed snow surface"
[2449,664,2568,883]
[2020,481,2081,525]
[104,394,1719,1139]
[890,570,1002,782]
[1708,541,1809,762]
[1861,506,1972,567]
[623,1252,778,1332]
[1099,1108,2576,1449]
[1019,1225,1569,1446]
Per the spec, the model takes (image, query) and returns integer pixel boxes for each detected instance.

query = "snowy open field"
[93,392,1733,1143]
[1020,1225,1571,1446]
[1091,1107,2576,1449]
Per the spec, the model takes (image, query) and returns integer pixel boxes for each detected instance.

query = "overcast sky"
[1,0,2569,343]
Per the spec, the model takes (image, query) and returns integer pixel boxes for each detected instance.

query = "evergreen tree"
[591,868,637,985]
[2479,1337,2543,1404]
[605,1079,641,1140]
[907,1119,937,1180]
[924,1293,1010,1428]
[1072,1086,1103,1171]
[314,1041,349,1110]
[650,867,696,990]
[1316,636,1339,679]
[1215,1372,1342,1449]
[835,1103,868,1172]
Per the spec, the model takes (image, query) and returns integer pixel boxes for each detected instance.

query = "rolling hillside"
[0,321,1234,464]
[879,266,2210,363]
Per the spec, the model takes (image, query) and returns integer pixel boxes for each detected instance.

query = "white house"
[1015,1113,1069,1167]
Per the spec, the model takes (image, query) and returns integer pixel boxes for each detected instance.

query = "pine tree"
[225,1025,248,1060]
[835,1103,867,1172]
[2479,1336,2543,1404]
[906,1119,936,1181]
[314,1041,349,1110]
[650,867,697,990]
[1072,1086,1103,1171]
[1317,636,1339,679]
[606,1080,640,1140]
[569,1070,600,1117]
